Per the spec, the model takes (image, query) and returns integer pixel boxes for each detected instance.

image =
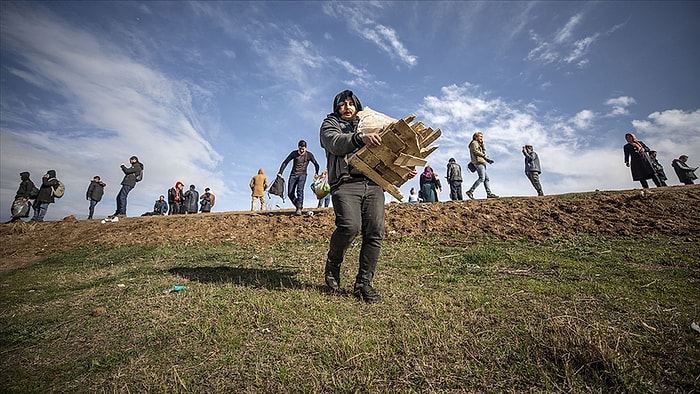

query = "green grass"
[1,234,698,393]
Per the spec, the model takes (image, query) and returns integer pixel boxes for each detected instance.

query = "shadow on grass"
[169,266,303,290]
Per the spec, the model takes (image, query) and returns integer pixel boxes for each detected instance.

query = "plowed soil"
[2,186,699,274]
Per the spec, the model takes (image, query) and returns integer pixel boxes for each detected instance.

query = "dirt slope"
[2,185,699,274]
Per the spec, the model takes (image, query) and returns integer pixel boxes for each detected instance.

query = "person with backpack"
[30,170,60,222]
[200,188,214,213]
[278,140,320,216]
[109,156,143,219]
[86,175,106,219]
[7,171,37,223]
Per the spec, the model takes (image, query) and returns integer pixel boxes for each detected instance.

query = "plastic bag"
[311,178,330,199]
[357,106,397,135]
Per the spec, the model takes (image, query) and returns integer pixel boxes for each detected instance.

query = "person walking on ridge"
[278,140,320,215]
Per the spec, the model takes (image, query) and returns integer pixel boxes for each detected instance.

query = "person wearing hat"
[110,155,143,218]
[278,139,320,215]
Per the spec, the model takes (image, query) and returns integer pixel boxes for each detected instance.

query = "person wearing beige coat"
[250,168,269,211]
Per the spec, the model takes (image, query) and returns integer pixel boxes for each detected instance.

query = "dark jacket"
[86,180,106,202]
[650,158,667,181]
[672,159,698,184]
[446,162,463,181]
[120,162,144,188]
[15,172,36,200]
[200,192,212,212]
[36,170,59,204]
[523,151,542,173]
[419,173,441,202]
[319,90,367,191]
[278,150,320,176]
[623,141,654,181]
[153,199,168,215]
[183,187,199,213]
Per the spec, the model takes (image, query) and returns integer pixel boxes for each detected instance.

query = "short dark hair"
[298,140,307,147]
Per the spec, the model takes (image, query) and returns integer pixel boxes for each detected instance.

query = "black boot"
[324,261,340,291]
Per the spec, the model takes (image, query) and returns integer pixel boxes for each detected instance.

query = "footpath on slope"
[2,185,698,274]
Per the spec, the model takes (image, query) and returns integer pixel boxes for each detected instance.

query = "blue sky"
[2,1,699,221]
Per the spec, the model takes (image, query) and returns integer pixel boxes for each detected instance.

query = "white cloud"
[527,12,602,69]
[0,4,224,220]
[399,83,698,201]
[323,2,417,67]
[571,110,595,129]
[632,109,700,162]
[605,96,636,116]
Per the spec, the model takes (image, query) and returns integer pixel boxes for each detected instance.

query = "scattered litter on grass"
[691,322,700,334]
[91,307,106,317]
[117,283,125,288]
[163,285,188,294]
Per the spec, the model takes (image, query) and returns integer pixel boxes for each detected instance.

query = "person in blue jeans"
[278,140,320,215]
[86,175,106,219]
[30,170,59,222]
[110,156,143,218]
[320,89,416,303]
[465,131,498,199]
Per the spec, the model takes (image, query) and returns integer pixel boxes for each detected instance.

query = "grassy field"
[1,234,698,393]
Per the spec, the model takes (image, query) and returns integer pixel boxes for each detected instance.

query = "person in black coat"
[86,176,106,219]
[30,170,59,222]
[672,155,698,185]
[623,133,661,188]
[111,156,143,218]
[182,185,199,214]
[8,172,36,222]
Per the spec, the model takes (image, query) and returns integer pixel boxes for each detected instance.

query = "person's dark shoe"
[353,283,382,303]
[295,208,302,216]
[324,263,340,292]
[466,191,474,200]
[116,214,127,218]
[487,193,499,198]
[325,275,340,292]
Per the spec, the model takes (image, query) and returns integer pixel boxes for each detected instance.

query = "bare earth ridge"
[2,185,698,274]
